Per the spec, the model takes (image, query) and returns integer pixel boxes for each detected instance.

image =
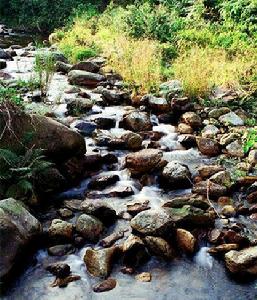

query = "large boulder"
[225,246,257,275]
[0,108,86,162]
[125,149,164,175]
[68,70,105,87]
[0,198,42,281]
[122,111,152,132]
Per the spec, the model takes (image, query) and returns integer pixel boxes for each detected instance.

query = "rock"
[66,98,93,116]
[55,61,71,74]
[123,111,152,132]
[209,170,231,188]
[87,186,134,199]
[94,117,116,129]
[100,230,125,248]
[160,161,192,188]
[125,149,163,175]
[51,51,68,63]
[130,209,174,236]
[160,80,182,96]
[51,275,81,288]
[221,205,236,217]
[73,121,97,136]
[0,59,7,69]
[170,97,194,113]
[46,262,71,278]
[144,236,175,259]
[76,214,103,242]
[219,133,240,146]
[208,229,223,244]
[181,112,202,129]
[219,112,244,126]
[145,95,170,112]
[102,89,130,105]
[192,180,227,198]
[225,246,257,274]
[48,219,73,242]
[127,200,150,216]
[58,208,73,219]
[64,199,83,211]
[123,235,149,267]
[121,132,143,150]
[248,150,257,165]
[165,205,214,227]
[208,244,239,254]
[68,70,105,87]
[120,267,134,274]
[88,174,119,190]
[93,278,117,293]
[0,198,42,280]
[198,165,224,179]
[48,244,75,256]
[80,200,117,226]
[202,125,219,138]
[84,246,119,277]
[226,140,244,158]
[178,134,197,148]
[217,197,232,206]
[197,138,220,156]
[176,228,196,253]
[163,194,210,211]
[135,272,151,282]
[208,107,230,119]
[177,123,193,134]
[0,109,86,162]
[0,48,12,59]
[71,61,100,73]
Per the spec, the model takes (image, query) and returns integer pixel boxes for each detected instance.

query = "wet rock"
[130,209,174,236]
[135,272,151,282]
[125,149,163,175]
[88,174,119,190]
[74,121,97,136]
[208,107,230,119]
[160,161,192,189]
[127,200,150,216]
[177,123,193,134]
[48,219,73,242]
[84,246,119,277]
[248,150,257,165]
[208,244,239,254]
[120,266,134,274]
[55,61,71,74]
[0,48,12,60]
[217,197,232,206]
[123,111,152,132]
[95,117,116,129]
[48,244,75,256]
[226,140,244,158]
[176,228,196,253]
[198,165,224,179]
[0,110,86,163]
[68,70,105,87]
[100,230,125,248]
[163,194,210,211]
[0,198,42,281]
[178,134,197,148]
[80,200,117,226]
[170,97,194,113]
[144,236,175,259]
[93,278,117,293]
[160,80,182,96]
[208,229,223,244]
[221,205,236,217]
[225,246,257,274]
[46,262,71,278]
[51,275,81,288]
[121,132,143,150]
[0,59,7,69]
[192,180,227,198]
[66,98,93,116]
[181,112,202,129]
[71,61,100,73]
[197,138,221,156]
[76,214,103,242]
[209,170,231,188]
[87,186,134,199]
[58,208,74,219]
[65,86,81,94]
[64,199,83,211]
[202,125,219,138]
[219,133,240,146]
[219,112,244,126]
[165,205,214,227]
[144,95,170,112]
[102,89,130,105]
[123,235,149,267]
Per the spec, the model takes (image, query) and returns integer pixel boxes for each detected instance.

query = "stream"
[1,32,257,300]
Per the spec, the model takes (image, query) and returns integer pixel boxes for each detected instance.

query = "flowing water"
[1,33,257,300]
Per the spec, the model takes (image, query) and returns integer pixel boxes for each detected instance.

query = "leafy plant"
[243,129,257,153]
[0,148,52,200]
[0,86,23,106]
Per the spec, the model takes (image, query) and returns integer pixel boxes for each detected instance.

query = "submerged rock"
[225,246,257,274]
[0,198,42,281]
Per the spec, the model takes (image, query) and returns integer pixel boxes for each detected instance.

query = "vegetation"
[243,129,257,154]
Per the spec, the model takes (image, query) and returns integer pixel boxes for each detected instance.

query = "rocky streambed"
[0,29,257,299]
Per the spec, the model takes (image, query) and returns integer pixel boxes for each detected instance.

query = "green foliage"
[0,148,52,200]
[0,86,23,106]
[243,129,257,153]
